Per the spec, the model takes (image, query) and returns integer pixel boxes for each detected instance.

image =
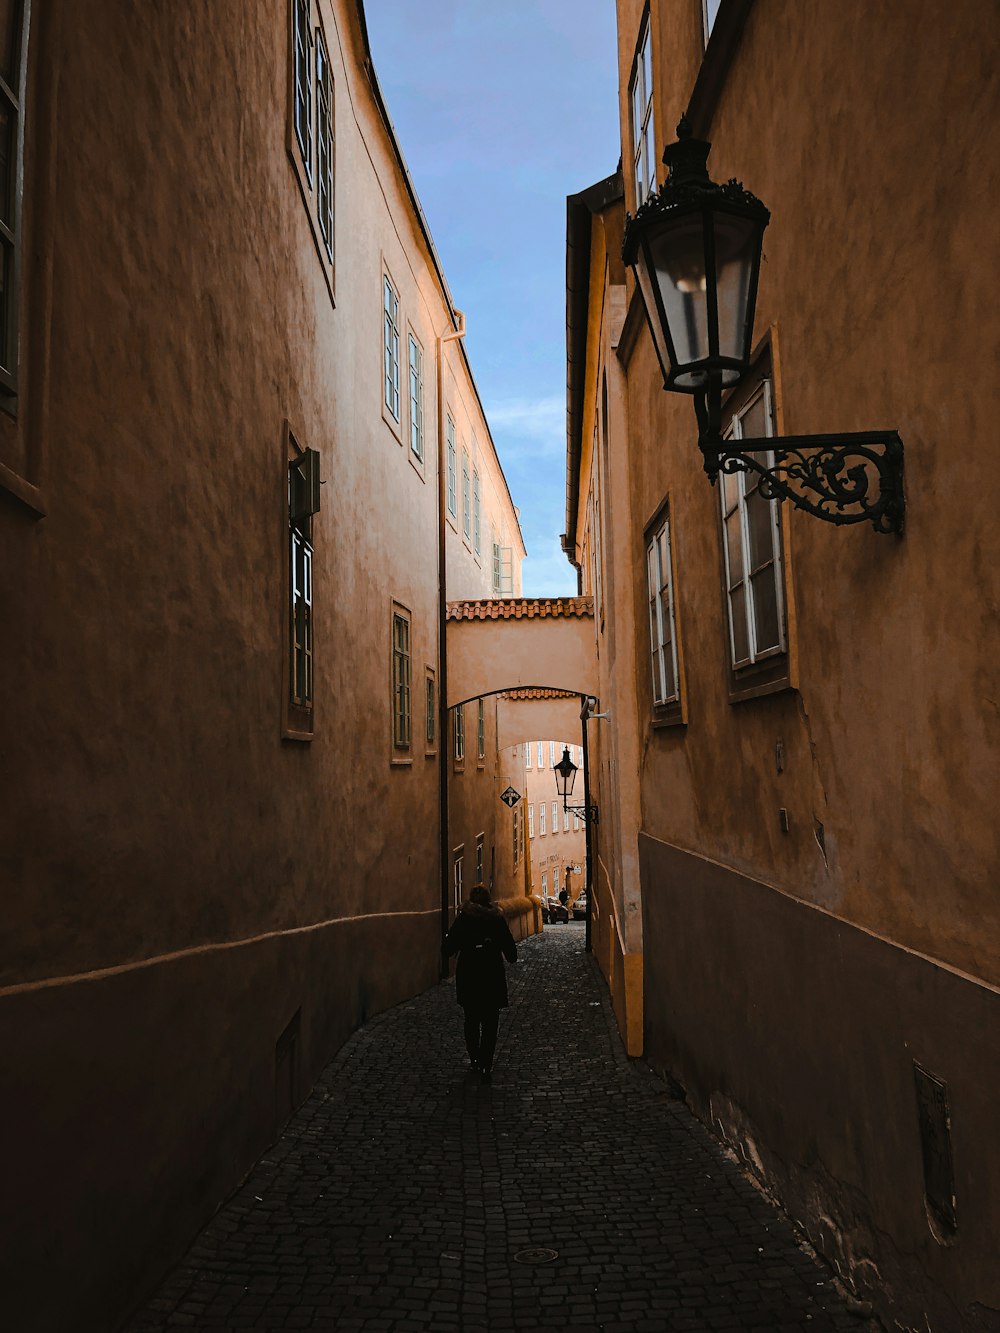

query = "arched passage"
[445,596,597,707]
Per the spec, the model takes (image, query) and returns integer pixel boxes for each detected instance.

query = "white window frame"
[719,380,787,670]
[563,806,570,833]
[315,27,333,261]
[383,274,400,421]
[629,19,656,206]
[293,0,313,181]
[553,867,560,893]
[537,741,544,769]
[453,704,465,761]
[391,607,411,751]
[539,802,547,836]
[473,466,481,556]
[446,415,458,517]
[525,742,532,770]
[549,741,556,766]
[408,333,424,460]
[513,806,520,867]
[475,834,485,885]
[453,848,464,909]
[528,803,535,839]
[541,872,548,895]
[462,447,472,541]
[646,509,680,707]
[477,698,486,760]
[551,801,558,836]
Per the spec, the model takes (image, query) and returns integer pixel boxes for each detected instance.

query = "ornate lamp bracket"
[565,802,600,825]
[695,393,905,535]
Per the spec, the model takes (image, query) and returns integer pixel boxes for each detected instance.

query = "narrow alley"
[128,927,864,1333]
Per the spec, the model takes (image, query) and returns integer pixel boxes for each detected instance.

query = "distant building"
[524,740,586,908]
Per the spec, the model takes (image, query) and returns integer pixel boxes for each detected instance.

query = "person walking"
[444,886,517,1082]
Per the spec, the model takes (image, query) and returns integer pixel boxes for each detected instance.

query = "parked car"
[572,894,587,921]
[546,896,569,924]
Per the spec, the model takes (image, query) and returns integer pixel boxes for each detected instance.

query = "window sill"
[728,657,794,704]
[381,399,403,444]
[408,449,426,481]
[0,459,45,517]
[282,725,314,744]
[390,753,413,767]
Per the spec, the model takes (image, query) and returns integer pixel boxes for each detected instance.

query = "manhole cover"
[513,1247,559,1265]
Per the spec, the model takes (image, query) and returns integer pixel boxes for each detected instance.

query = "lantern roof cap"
[622,115,770,265]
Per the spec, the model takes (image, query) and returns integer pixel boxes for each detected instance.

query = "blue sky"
[364,1,622,596]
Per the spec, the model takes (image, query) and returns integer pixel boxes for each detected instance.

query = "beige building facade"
[0,2,525,1327]
[565,1,1000,1328]
[524,740,587,906]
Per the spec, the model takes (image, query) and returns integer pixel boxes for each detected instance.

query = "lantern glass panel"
[713,211,759,364]
[634,241,674,384]
[648,214,710,384]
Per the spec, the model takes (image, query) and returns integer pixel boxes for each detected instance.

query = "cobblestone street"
[128,925,867,1332]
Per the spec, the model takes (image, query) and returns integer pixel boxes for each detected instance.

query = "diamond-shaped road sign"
[500,786,521,808]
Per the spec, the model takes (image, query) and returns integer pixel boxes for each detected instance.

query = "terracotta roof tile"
[446,596,594,622]
[501,688,580,701]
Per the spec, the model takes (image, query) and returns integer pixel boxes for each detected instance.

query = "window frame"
[473,465,481,557]
[453,847,464,910]
[424,667,437,754]
[452,703,465,766]
[629,14,657,208]
[382,269,401,429]
[315,25,333,263]
[461,446,472,544]
[391,603,412,757]
[408,329,424,463]
[446,414,458,519]
[528,803,535,839]
[644,495,685,727]
[475,833,485,886]
[716,344,796,702]
[476,697,486,763]
[286,1,335,303]
[283,424,317,742]
[539,802,547,836]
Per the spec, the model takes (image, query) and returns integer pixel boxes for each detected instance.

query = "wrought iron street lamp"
[554,746,599,824]
[622,117,905,534]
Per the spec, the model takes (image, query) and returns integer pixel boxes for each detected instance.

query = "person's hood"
[460,900,501,918]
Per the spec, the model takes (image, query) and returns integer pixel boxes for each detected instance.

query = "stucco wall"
[0,1,520,1326]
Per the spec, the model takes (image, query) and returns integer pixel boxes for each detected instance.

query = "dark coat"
[444,902,517,1011]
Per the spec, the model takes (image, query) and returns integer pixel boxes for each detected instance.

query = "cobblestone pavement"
[128,924,868,1332]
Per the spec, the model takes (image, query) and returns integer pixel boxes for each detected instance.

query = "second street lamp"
[554,746,599,825]
[622,116,905,535]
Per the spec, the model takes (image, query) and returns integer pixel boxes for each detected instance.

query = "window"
[553,867,560,893]
[702,0,722,44]
[512,806,520,867]
[293,0,313,178]
[425,669,436,749]
[447,416,458,516]
[383,274,400,421]
[475,834,485,885]
[646,502,682,722]
[537,741,544,769]
[286,439,320,736]
[563,806,569,833]
[408,334,424,460]
[391,608,411,751]
[453,849,464,909]
[541,872,548,895]
[720,379,787,679]
[573,812,580,832]
[528,803,535,839]
[453,704,465,762]
[473,468,481,555]
[315,29,333,260]
[539,803,547,836]
[477,698,486,760]
[525,743,532,770]
[629,19,656,206]
[551,801,559,836]
[549,741,556,766]
[0,0,27,399]
[462,448,471,541]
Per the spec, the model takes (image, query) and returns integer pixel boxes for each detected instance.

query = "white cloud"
[485,395,565,457]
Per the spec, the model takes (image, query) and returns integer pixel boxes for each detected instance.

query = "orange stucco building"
[0,2,526,1327]
[565,1,1000,1328]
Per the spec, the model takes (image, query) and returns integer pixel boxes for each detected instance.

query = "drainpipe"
[437,309,466,974]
